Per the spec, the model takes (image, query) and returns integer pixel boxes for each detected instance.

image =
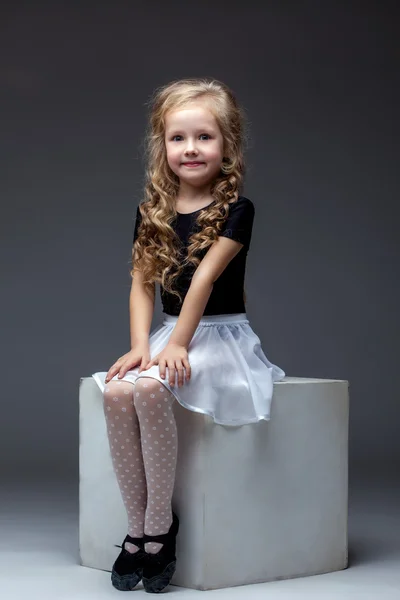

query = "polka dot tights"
[103,377,178,555]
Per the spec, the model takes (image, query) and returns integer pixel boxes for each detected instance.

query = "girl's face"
[164,102,224,192]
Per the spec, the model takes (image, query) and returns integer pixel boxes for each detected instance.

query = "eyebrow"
[166,126,216,134]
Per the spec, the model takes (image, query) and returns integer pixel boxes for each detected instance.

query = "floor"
[1,469,399,599]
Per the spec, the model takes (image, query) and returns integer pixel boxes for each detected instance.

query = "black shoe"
[142,512,180,593]
[111,534,146,591]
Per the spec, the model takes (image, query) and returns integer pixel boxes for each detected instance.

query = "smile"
[183,162,204,167]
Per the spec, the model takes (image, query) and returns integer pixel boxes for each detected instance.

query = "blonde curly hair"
[131,77,249,306]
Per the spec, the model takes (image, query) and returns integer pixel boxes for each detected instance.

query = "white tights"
[103,377,178,554]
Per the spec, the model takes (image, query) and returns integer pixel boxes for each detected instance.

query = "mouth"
[182,162,205,167]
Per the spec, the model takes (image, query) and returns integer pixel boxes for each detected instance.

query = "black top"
[132,196,255,316]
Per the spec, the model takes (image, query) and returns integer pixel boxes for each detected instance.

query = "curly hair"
[130,77,249,306]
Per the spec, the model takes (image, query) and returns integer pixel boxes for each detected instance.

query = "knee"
[103,380,135,415]
[133,377,170,412]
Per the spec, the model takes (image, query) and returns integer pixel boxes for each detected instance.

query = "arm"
[129,264,156,347]
[167,236,244,349]
[166,276,214,349]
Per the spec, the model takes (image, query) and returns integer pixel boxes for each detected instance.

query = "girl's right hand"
[104,342,151,383]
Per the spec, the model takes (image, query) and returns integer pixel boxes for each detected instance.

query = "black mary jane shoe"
[111,534,146,591]
[142,512,180,594]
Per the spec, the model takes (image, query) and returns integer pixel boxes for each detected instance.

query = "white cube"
[79,376,349,590]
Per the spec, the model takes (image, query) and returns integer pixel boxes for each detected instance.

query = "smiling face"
[164,101,225,194]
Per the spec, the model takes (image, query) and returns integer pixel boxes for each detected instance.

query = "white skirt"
[92,313,286,427]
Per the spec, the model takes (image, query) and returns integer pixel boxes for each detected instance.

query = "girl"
[92,77,285,593]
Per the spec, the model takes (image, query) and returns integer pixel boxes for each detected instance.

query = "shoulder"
[218,195,255,250]
[228,195,254,214]
[224,195,255,222]
[237,195,253,207]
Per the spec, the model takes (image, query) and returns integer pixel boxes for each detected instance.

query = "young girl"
[92,77,285,593]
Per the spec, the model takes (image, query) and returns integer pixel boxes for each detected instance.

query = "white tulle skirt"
[92,313,286,426]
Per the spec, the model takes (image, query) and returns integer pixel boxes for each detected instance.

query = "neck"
[176,181,212,202]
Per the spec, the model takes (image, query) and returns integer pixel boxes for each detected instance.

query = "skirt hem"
[92,372,271,427]
[136,374,271,426]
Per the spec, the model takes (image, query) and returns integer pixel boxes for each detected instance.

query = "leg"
[133,377,178,554]
[103,380,147,553]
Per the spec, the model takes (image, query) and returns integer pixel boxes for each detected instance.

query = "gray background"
[1,0,398,482]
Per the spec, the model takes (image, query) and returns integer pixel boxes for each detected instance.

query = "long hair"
[131,77,249,305]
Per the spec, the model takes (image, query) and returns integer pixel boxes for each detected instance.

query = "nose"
[184,138,198,155]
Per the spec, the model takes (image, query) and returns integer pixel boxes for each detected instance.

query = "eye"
[170,133,211,141]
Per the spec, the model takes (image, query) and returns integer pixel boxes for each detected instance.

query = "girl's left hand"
[144,343,191,388]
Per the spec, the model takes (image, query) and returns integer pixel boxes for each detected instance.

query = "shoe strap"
[115,534,144,550]
[143,531,171,545]
[143,512,178,545]
[126,534,144,549]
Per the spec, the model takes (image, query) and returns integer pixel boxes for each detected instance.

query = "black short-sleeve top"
[132,195,255,316]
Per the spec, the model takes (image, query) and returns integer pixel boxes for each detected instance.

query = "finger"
[183,359,191,381]
[118,360,133,379]
[105,366,118,382]
[159,359,167,380]
[148,357,157,369]
[175,362,184,387]
[167,360,176,387]
[105,358,122,381]
[146,353,159,371]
